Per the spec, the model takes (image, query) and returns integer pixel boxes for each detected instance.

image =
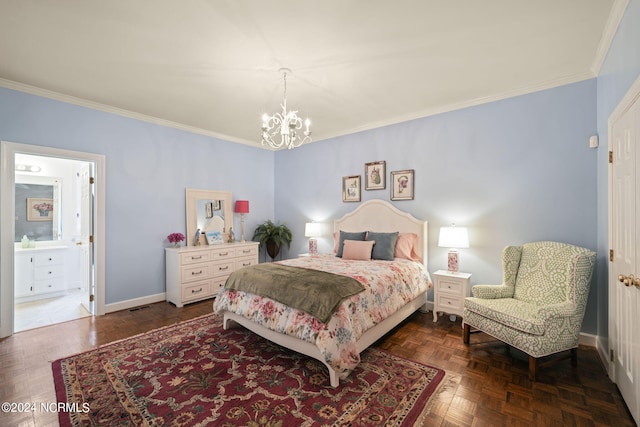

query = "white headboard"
[334,199,428,265]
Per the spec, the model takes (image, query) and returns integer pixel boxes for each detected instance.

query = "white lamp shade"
[305,222,322,238]
[438,226,469,248]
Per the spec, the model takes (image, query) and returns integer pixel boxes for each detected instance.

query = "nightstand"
[432,270,472,323]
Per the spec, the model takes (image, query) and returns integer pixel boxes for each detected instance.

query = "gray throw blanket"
[224,263,365,323]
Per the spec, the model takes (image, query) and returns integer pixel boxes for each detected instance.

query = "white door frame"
[0,141,106,337]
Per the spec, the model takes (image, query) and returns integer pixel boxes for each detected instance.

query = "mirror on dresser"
[185,188,233,246]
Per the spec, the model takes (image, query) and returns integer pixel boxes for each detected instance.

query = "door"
[77,162,94,314]
[610,89,640,425]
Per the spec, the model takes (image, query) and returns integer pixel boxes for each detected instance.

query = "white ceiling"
[0,1,622,149]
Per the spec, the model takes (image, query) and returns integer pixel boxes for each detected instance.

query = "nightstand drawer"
[437,279,463,295]
[182,264,211,282]
[437,294,463,311]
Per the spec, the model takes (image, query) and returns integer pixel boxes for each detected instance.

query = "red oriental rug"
[52,313,445,426]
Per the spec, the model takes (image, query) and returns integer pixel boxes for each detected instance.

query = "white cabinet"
[15,246,68,301]
[432,270,471,322]
[166,241,259,307]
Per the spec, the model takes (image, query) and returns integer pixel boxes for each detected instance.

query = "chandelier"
[261,68,311,150]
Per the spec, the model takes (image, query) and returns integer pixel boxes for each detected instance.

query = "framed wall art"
[364,160,386,190]
[342,175,361,202]
[27,198,54,221]
[390,170,414,201]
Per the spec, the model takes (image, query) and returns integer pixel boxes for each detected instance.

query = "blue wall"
[0,87,275,304]
[596,0,640,341]
[275,80,599,333]
[3,2,639,338]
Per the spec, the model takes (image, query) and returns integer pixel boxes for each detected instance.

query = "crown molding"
[591,0,629,75]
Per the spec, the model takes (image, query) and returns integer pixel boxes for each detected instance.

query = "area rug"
[52,313,445,426]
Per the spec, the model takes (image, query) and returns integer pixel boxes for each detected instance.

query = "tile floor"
[14,288,91,332]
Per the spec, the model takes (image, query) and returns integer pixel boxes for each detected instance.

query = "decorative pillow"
[336,230,367,257]
[342,240,376,261]
[367,231,399,261]
[395,233,419,260]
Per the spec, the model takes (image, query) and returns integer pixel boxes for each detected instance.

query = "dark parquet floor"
[0,300,634,426]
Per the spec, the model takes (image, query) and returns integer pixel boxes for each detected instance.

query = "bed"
[213,199,430,387]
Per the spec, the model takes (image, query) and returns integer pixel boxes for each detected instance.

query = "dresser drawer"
[181,263,211,282]
[180,251,212,265]
[211,260,234,277]
[211,247,236,260]
[437,278,463,295]
[34,252,64,266]
[34,265,64,280]
[212,277,227,293]
[236,246,258,258]
[235,256,257,270]
[182,280,212,302]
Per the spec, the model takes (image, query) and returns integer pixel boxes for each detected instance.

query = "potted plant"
[252,220,293,260]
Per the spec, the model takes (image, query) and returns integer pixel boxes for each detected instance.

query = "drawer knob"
[192,288,203,293]
[219,252,229,256]
[192,270,203,275]
[192,256,202,260]
[219,266,229,271]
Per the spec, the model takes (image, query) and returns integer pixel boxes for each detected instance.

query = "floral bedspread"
[213,255,431,380]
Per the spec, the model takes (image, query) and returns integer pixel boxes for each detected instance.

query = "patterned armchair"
[463,241,596,381]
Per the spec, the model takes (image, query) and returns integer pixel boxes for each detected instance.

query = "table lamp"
[304,222,322,255]
[438,224,469,273]
[234,200,249,242]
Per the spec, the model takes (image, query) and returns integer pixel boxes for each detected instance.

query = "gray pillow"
[367,231,399,261]
[336,230,367,257]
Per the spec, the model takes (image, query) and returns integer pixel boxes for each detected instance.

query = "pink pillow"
[342,240,375,261]
[395,233,419,260]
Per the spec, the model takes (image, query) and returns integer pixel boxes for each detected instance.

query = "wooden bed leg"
[528,356,537,381]
[463,323,471,344]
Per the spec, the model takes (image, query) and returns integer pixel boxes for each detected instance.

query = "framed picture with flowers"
[27,198,54,221]
[390,170,414,201]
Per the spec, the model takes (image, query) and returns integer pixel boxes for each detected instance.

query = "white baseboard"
[104,293,166,314]
[578,331,597,347]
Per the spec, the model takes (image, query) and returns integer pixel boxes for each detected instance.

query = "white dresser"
[165,241,259,307]
[15,246,68,301]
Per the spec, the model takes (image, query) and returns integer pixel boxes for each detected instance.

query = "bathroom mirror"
[185,188,232,246]
[15,175,62,242]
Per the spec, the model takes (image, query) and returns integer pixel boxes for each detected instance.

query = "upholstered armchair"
[463,241,596,381]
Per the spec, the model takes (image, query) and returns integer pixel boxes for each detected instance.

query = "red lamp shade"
[234,200,249,214]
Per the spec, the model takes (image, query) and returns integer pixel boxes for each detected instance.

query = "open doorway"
[0,141,106,338]
[14,154,93,332]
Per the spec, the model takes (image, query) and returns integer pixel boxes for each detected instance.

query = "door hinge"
[610,249,614,262]
[89,176,95,184]
[610,349,615,362]
[609,151,613,163]
[89,294,95,302]
[89,235,94,243]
